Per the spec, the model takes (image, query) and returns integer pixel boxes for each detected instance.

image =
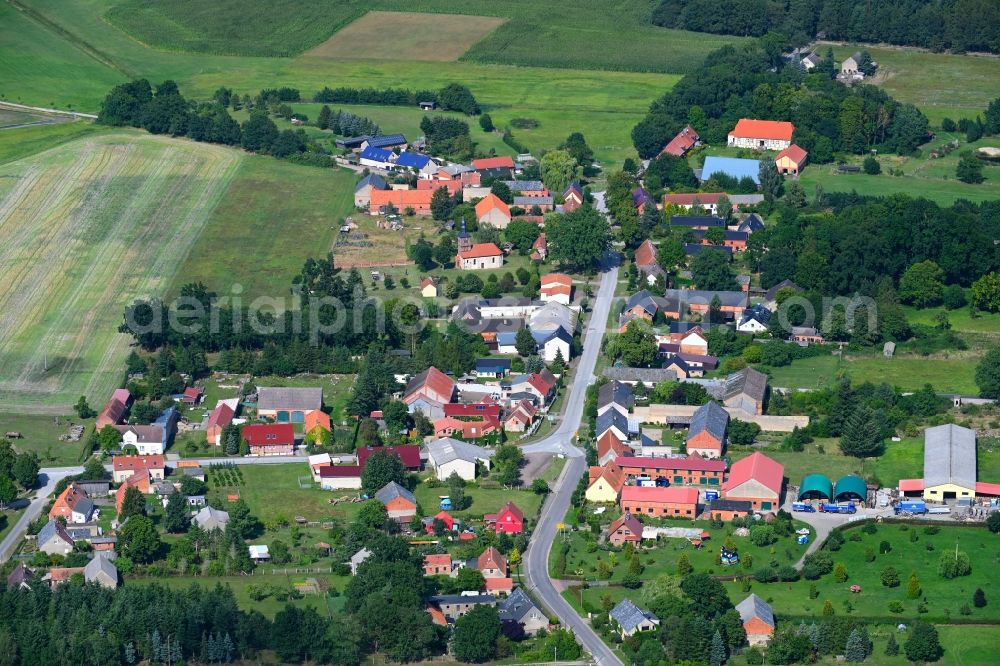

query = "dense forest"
[652,0,1000,53]
[630,38,928,159]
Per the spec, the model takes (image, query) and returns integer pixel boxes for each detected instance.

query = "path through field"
[0,132,242,413]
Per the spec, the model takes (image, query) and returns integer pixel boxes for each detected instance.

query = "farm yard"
[0,130,242,413]
[303,11,507,62]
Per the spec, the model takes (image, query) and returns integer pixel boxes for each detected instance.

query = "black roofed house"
[374,481,417,520]
[431,594,497,622]
[7,563,33,590]
[737,304,772,333]
[686,401,729,458]
[354,173,389,207]
[597,380,634,418]
[737,213,765,234]
[255,387,323,423]
[764,279,800,308]
[610,599,660,637]
[719,367,768,416]
[363,134,407,150]
[37,519,75,556]
[685,243,733,258]
[596,409,634,442]
[602,367,678,387]
[737,594,775,646]
[498,588,549,635]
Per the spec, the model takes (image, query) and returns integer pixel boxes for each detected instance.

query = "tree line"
[98,80,321,163]
[118,256,481,382]
[313,83,480,115]
[652,0,1000,54]
[631,36,928,160]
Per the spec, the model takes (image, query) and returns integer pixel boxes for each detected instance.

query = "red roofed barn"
[727,119,795,151]
[721,452,784,511]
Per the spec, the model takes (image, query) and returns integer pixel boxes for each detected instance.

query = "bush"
[863,156,881,175]
[987,511,1000,533]
[888,601,904,613]
[881,566,900,587]
[879,540,891,554]
[938,550,972,579]
[749,524,776,547]
[754,566,778,583]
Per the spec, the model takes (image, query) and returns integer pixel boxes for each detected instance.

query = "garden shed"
[834,475,867,502]
[798,474,833,501]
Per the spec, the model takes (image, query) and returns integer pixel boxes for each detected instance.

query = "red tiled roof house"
[242,423,295,456]
[456,243,504,270]
[621,486,699,518]
[727,119,795,151]
[608,512,643,547]
[485,501,523,534]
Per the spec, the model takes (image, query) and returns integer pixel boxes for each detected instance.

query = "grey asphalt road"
[0,466,81,562]
[523,255,622,666]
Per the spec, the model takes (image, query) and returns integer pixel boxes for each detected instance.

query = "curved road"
[523,255,622,666]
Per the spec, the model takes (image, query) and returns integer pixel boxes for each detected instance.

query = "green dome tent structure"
[798,474,833,501]
[834,475,868,503]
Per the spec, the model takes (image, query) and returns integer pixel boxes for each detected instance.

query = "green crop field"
[3,0,677,165]
[170,156,357,300]
[104,0,743,73]
[303,12,506,62]
[0,120,104,165]
[0,2,126,112]
[0,129,242,412]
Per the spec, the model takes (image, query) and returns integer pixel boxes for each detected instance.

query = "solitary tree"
[119,486,146,519]
[974,588,987,607]
[956,152,984,184]
[360,450,405,495]
[839,406,885,458]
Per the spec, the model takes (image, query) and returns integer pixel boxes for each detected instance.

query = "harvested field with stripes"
[0,131,242,413]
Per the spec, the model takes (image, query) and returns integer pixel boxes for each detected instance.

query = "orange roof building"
[368,189,435,215]
[304,410,332,433]
[472,156,515,172]
[775,144,808,175]
[475,194,512,229]
[727,119,795,151]
[634,239,659,272]
[456,243,504,271]
[539,273,573,305]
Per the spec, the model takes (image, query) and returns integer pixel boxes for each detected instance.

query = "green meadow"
[104,0,743,73]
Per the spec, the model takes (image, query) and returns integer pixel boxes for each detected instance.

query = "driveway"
[523,254,622,666]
